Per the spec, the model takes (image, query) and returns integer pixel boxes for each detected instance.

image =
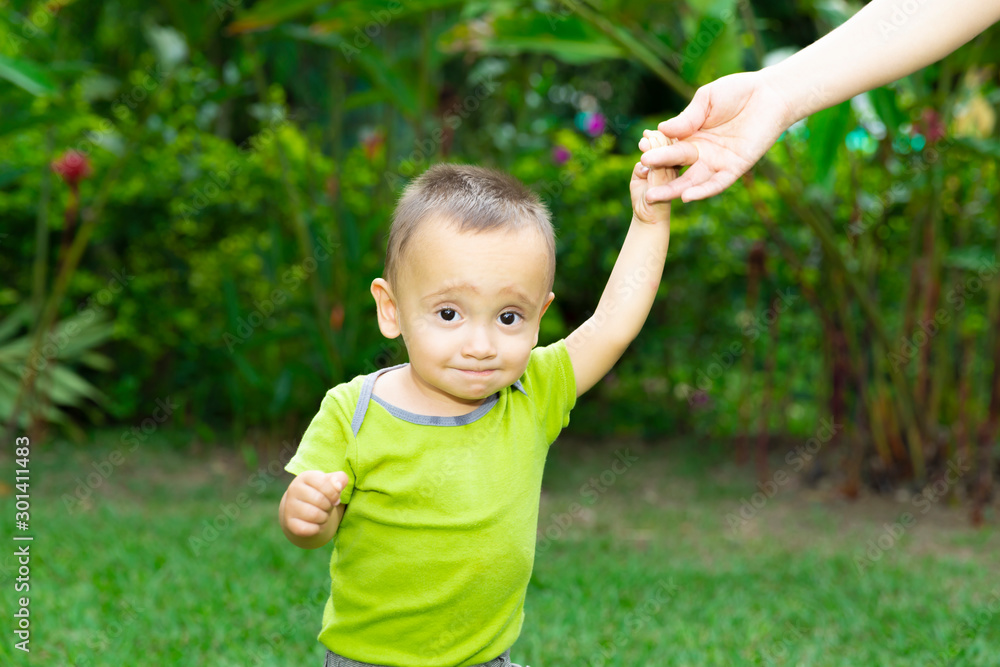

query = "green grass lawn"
[1,430,998,666]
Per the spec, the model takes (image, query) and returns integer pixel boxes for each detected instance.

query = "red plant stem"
[54,183,78,276]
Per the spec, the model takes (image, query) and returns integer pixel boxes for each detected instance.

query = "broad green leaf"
[0,55,58,96]
[450,12,623,65]
[806,100,852,187]
[39,364,106,406]
[78,351,115,372]
[478,37,622,64]
[868,86,907,134]
[0,303,32,343]
[344,89,388,111]
[58,320,115,357]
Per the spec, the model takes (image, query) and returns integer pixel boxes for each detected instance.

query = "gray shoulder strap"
[351,364,407,436]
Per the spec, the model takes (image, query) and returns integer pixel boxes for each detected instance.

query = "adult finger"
[640,140,700,169]
[644,161,713,202]
[656,85,711,140]
[680,171,739,202]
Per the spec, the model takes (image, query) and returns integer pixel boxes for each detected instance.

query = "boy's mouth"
[459,369,495,377]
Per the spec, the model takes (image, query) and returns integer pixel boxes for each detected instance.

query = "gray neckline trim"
[350,363,526,435]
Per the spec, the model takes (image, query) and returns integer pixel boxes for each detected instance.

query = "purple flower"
[585,112,606,137]
[551,145,571,165]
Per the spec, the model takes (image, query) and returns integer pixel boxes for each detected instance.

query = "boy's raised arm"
[565,131,676,397]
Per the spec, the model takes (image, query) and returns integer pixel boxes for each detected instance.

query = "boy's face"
[372,219,555,407]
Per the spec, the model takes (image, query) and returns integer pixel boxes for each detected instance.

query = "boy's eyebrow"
[422,283,537,307]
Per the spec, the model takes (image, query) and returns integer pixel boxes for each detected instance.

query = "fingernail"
[638,139,649,150]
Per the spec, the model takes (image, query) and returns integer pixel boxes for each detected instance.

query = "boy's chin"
[443,378,507,403]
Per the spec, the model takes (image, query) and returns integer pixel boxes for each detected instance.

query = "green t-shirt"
[285,339,577,667]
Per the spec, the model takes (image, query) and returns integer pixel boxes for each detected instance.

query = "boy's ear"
[533,292,556,347]
[371,278,402,339]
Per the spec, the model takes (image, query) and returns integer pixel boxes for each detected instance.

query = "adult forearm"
[765,0,1000,124]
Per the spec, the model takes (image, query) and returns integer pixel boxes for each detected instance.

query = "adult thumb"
[658,84,711,139]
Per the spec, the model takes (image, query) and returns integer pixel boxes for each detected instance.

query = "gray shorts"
[324,648,523,667]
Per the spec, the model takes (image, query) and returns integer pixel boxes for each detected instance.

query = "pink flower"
[584,112,606,137]
[51,150,92,187]
[551,145,571,165]
[918,108,946,144]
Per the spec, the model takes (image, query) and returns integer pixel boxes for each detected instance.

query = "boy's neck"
[373,365,490,417]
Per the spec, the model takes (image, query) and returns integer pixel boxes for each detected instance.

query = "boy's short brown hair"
[384,164,555,292]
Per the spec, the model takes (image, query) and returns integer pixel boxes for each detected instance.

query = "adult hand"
[638,71,794,203]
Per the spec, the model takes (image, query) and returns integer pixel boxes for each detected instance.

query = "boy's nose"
[462,325,497,359]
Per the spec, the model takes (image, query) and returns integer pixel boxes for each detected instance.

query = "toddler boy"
[280,131,676,667]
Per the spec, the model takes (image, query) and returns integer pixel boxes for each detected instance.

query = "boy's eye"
[438,308,457,321]
[499,312,521,326]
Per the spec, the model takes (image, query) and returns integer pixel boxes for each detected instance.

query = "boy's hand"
[283,470,349,538]
[630,130,677,224]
